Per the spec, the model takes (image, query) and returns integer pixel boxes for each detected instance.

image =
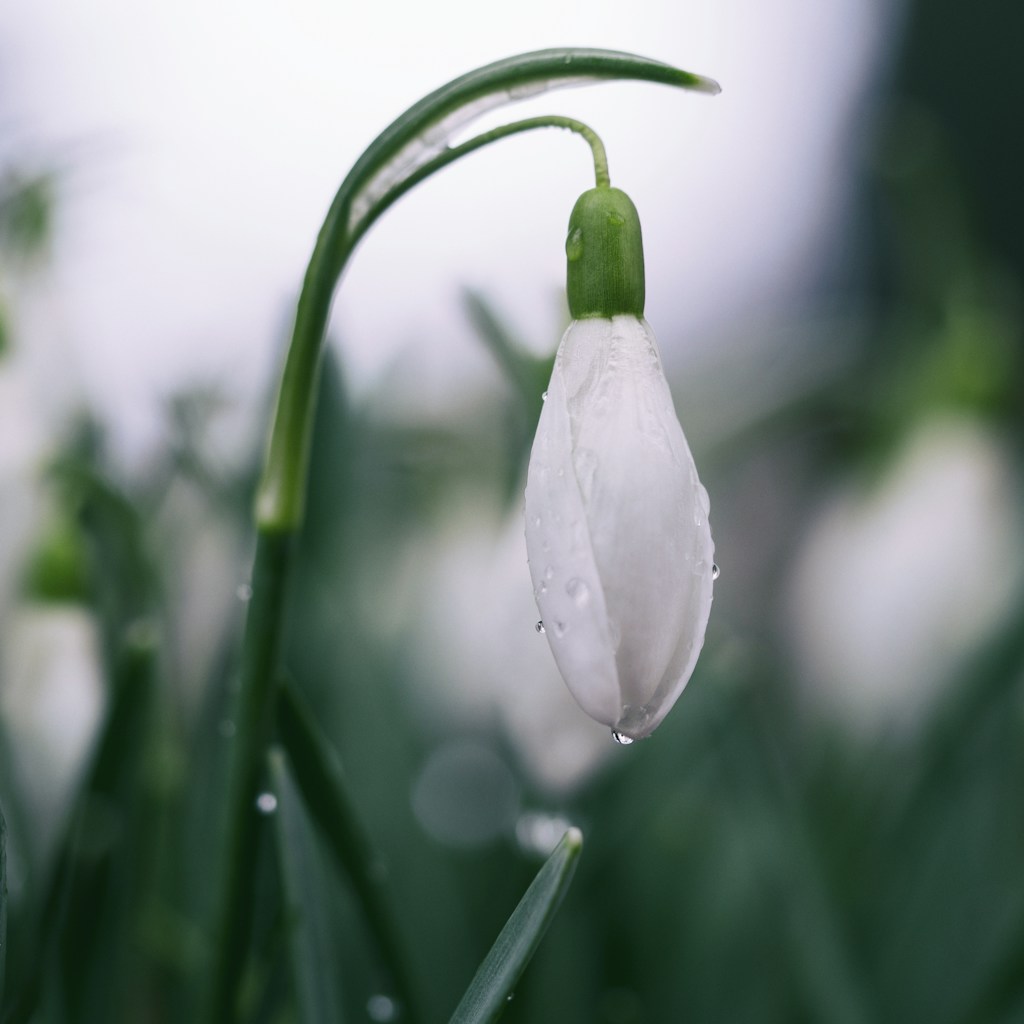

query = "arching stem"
[205,48,718,1024]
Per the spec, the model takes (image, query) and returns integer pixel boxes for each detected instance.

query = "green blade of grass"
[449,828,583,1024]
[276,679,419,1024]
[267,747,345,1024]
[1,630,158,1024]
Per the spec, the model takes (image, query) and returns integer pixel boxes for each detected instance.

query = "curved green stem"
[255,47,719,533]
[355,116,610,248]
[208,46,719,1024]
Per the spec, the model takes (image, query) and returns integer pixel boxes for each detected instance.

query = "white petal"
[525,316,714,739]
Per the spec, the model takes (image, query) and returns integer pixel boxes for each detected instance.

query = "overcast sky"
[1,0,886,459]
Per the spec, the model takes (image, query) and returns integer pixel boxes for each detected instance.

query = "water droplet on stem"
[367,994,398,1022]
[255,792,278,814]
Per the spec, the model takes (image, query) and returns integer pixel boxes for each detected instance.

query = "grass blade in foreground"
[2,633,157,1024]
[277,680,419,1023]
[267,747,345,1024]
[449,828,583,1024]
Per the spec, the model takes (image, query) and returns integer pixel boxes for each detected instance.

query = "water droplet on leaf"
[255,792,277,814]
[367,994,398,1022]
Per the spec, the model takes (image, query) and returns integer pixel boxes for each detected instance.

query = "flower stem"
[357,116,611,228]
[203,532,293,1023]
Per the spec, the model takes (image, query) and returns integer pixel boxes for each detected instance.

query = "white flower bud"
[524,314,714,740]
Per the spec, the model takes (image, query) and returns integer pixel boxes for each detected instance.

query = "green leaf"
[276,680,420,1024]
[267,747,346,1024]
[461,289,554,503]
[2,631,158,1024]
[449,828,583,1024]
[344,49,719,247]
[462,289,551,418]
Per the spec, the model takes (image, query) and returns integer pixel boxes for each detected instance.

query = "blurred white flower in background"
[0,602,105,859]
[786,415,1024,732]
[411,504,613,795]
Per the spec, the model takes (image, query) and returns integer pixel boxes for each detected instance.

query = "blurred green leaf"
[462,289,549,417]
[0,171,54,263]
[276,679,420,1024]
[267,747,345,1024]
[21,516,91,605]
[2,631,158,1024]
[449,828,583,1024]
[461,289,555,501]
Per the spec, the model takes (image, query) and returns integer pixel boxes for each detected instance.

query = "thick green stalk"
[204,534,292,1023]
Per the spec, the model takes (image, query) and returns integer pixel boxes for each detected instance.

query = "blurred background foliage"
[1,1,1024,1022]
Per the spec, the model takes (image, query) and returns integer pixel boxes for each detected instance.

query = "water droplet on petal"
[255,792,277,814]
[566,578,590,607]
[712,563,721,580]
[541,390,549,401]
[535,620,546,634]
[611,730,634,745]
[544,565,555,581]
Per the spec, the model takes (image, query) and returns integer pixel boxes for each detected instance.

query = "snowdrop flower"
[525,186,715,741]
